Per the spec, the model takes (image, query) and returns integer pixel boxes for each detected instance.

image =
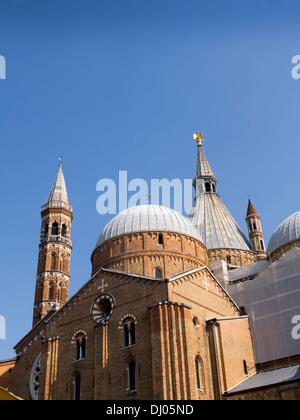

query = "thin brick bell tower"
[32,159,73,327]
[245,199,266,261]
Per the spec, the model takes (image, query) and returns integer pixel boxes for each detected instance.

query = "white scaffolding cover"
[213,248,300,364]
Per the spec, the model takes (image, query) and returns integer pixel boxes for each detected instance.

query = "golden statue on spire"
[193,132,204,146]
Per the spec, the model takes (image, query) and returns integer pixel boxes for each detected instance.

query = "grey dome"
[95,205,204,248]
[267,211,300,256]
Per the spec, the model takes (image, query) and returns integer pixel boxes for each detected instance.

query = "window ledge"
[71,358,86,363]
[120,344,136,350]
[125,390,137,396]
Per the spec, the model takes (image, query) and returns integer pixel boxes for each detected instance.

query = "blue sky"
[1,0,300,359]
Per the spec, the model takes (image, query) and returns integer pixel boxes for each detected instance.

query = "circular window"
[91,294,115,325]
[192,316,200,329]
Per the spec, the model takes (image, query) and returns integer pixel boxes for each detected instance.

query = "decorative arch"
[71,329,88,362]
[71,329,88,345]
[119,314,138,348]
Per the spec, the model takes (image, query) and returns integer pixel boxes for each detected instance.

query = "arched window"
[44,224,49,241]
[74,375,81,400]
[158,233,163,245]
[195,358,201,390]
[212,183,216,192]
[128,361,136,392]
[155,268,162,279]
[57,285,62,302]
[260,240,264,251]
[195,356,204,391]
[124,318,136,347]
[51,252,58,271]
[49,283,55,300]
[226,255,231,265]
[51,222,59,236]
[205,182,211,193]
[61,224,67,238]
[76,335,86,360]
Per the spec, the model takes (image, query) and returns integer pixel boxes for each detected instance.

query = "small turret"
[245,200,266,261]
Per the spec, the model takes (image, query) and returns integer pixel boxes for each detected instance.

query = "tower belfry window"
[205,182,211,193]
[52,222,59,236]
[62,224,67,238]
[44,224,49,241]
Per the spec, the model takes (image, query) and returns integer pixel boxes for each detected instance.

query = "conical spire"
[193,133,215,179]
[47,158,69,204]
[190,133,252,255]
[246,199,258,217]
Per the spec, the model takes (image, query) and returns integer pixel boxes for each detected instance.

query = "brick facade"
[1,229,256,400]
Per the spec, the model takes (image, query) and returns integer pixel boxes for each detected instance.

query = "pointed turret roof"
[246,200,258,218]
[195,143,216,179]
[193,132,216,179]
[47,159,69,204]
[189,135,251,251]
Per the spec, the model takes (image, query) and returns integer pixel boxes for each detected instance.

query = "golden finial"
[59,156,62,168]
[193,132,204,146]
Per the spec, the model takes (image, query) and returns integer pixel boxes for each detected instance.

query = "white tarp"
[212,248,300,365]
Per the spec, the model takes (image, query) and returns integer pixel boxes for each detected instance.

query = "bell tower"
[245,200,266,261]
[32,159,73,327]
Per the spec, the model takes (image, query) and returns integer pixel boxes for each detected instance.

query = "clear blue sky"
[1,0,300,359]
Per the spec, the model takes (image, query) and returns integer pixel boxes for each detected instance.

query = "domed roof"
[267,211,300,256]
[95,205,204,248]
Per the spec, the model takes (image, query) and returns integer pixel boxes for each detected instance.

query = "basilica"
[0,134,299,400]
